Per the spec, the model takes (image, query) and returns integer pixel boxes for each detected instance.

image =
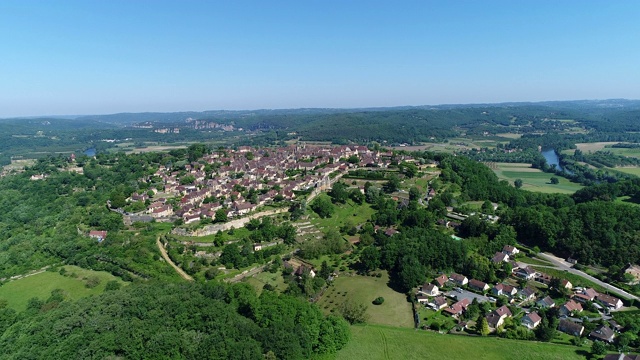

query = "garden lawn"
[491,163,583,194]
[317,271,414,328]
[0,265,128,312]
[319,324,586,360]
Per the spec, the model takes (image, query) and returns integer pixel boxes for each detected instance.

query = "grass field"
[0,265,128,312]
[490,162,583,194]
[612,166,640,176]
[243,271,287,295]
[319,324,586,360]
[310,196,375,232]
[317,271,414,328]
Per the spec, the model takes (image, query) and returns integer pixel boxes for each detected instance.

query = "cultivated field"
[316,271,414,328]
[0,265,127,312]
[489,162,583,194]
[320,324,586,360]
[574,142,619,152]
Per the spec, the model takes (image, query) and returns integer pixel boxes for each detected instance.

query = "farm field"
[489,162,583,194]
[574,142,619,152]
[316,271,414,328]
[0,265,128,312]
[320,324,586,360]
[611,166,640,176]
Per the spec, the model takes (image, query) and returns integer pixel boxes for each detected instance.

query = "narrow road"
[156,236,194,282]
[536,252,638,301]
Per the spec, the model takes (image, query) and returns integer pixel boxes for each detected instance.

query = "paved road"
[537,252,638,302]
[157,236,194,282]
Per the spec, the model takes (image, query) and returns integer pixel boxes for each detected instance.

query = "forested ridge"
[0,282,349,359]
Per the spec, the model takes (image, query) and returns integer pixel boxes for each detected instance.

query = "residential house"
[521,312,542,329]
[491,252,509,264]
[558,319,584,336]
[492,283,518,297]
[560,279,573,290]
[89,230,108,243]
[444,298,470,317]
[502,245,520,256]
[486,305,512,329]
[536,296,556,309]
[417,295,430,304]
[535,272,552,285]
[468,279,489,292]
[449,273,468,286]
[589,325,615,343]
[559,300,583,316]
[427,296,448,311]
[603,354,640,360]
[574,288,598,303]
[515,266,537,280]
[519,287,537,301]
[434,274,448,288]
[597,293,623,310]
[419,283,439,296]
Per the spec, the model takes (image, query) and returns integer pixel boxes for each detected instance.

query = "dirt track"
[156,236,194,281]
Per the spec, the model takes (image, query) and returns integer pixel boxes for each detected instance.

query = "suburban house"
[560,279,573,290]
[519,287,537,301]
[486,305,512,329]
[434,274,448,288]
[597,293,623,310]
[558,319,584,336]
[521,312,542,329]
[574,288,598,303]
[502,245,520,256]
[427,296,448,311]
[560,300,583,316]
[492,283,518,297]
[603,354,640,360]
[89,230,108,243]
[515,266,537,280]
[536,296,556,309]
[449,273,468,286]
[589,325,616,343]
[417,295,430,304]
[468,279,489,292]
[444,298,470,317]
[491,252,509,264]
[419,283,439,296]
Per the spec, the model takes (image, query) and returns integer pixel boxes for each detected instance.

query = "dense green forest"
[0,281,349,359]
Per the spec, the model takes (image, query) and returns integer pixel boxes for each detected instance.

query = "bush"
[372,297,385,305]
[85,276,101,289]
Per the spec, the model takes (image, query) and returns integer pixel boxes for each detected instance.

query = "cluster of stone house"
[130,145,395,224]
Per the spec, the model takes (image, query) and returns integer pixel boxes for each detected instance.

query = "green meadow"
[0,265,127,312]
[319,324,586,360]
[491,163,583,194]
[316,271,414,328]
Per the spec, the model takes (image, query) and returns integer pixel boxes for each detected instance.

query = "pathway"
[156,236,194,281]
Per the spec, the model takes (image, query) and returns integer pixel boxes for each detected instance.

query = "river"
[541,148,572,174]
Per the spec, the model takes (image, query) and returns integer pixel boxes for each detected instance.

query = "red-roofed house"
[521,312,542,329]
[89,230,107,243]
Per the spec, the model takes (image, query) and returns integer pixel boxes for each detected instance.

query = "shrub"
[372,297,385,305]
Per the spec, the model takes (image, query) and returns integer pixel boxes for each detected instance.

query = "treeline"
[0,281,350,359]
[430,153,640,267]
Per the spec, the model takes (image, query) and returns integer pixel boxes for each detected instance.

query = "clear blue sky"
[1,1,639,117]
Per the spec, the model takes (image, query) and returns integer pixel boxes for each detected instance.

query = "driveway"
[445,289,489,303]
